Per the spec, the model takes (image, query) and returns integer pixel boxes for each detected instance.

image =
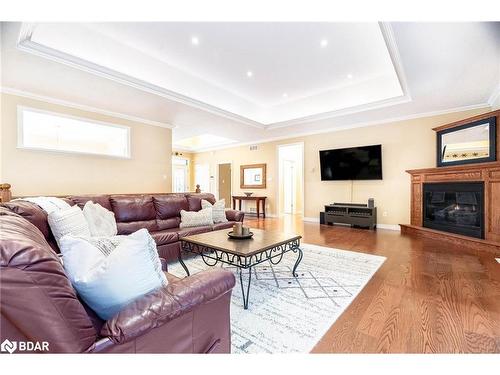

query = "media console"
[320,202,377,230]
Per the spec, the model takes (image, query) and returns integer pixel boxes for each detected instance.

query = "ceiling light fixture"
[283,93,288,98]
[246,71,253,78]
[347,74,353,79]
[320,39,328,48]
[191,36,199,45]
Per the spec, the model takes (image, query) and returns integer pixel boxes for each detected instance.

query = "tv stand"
[320,203,377,230]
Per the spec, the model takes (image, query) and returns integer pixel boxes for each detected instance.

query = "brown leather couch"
[2,192,244,262]
[0,193,243,353]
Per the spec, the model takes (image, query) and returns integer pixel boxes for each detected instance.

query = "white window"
[172,157,189,193]
[18,107,131,158]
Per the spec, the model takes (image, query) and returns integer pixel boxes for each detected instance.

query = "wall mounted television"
[319,145,383,180]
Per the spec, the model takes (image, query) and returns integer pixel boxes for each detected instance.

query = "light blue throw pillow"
[59,228,167,320]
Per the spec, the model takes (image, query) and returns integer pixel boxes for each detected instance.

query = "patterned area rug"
[168,243,386,353]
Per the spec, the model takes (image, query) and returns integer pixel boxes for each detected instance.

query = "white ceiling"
[26,22,405,125]
[1,22,500,152]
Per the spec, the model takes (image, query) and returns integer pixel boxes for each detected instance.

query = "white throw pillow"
[179,207,214,228]
[48,205,91,246]
[59,229,167,320]
[83,201,118,237]
[201,199,228,224]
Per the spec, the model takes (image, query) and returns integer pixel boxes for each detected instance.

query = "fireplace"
[423,182,484,239]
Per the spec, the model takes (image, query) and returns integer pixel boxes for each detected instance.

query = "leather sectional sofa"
[0,193,244,353]
[3,192,244,262]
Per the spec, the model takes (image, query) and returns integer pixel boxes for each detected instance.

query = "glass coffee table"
[179,228,302,309]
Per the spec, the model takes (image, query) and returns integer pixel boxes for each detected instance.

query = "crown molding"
[1,86,176,129]
[488,83,500,107]
[16,23,265,130]
[17,22,413,131]
[185,102,491,153]
[264,22,412,130]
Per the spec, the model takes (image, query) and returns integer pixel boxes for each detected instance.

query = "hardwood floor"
[243,215,500,353]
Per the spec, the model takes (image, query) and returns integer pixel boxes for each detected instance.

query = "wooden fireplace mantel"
[402,161,500,253]
[401,110,500,254]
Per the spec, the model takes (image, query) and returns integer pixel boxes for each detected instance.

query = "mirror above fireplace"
[437,116,496,167]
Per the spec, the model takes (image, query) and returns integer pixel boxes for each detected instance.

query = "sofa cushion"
[116,220,158,235]
[180,208,213,228]
[3,200,52,240]
[156,217,181,231]
[153,195,189,219]
[151,229,179,246]
[186,193,216,211]
[178,225,213,238]
[202,199,228,224]
[83,201,118,237]
[70,195,112,211]
[110,195,156,222]
[60,229,168,320]
[48,205,92,246]
[0,213,97,352]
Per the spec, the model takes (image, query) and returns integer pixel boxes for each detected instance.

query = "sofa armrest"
[226,209,244,222]
[99,269,235,344]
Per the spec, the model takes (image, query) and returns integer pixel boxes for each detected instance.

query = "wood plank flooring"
[243,215,500,353]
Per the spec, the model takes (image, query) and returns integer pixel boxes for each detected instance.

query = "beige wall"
[1,93,172,196]
[193,107,490,225]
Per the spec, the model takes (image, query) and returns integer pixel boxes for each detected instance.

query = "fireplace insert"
[423,182,484,239]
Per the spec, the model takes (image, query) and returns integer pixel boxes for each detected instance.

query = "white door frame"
[276,142,305,217]
[172,156,189,192]
[283,159,296,214]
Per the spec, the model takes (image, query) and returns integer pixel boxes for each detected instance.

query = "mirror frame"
[240,163,267,189]
[436,116,496,167]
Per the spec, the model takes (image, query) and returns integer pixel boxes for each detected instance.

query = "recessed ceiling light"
[320,39,328,48]
[246,71,253,78]
[191,36,199,45]
[283,93,288,98]
[347,74,353,79]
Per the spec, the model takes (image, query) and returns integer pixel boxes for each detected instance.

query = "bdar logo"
[1,339,17,354]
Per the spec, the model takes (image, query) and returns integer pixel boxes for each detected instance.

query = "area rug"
[168,243,386,353]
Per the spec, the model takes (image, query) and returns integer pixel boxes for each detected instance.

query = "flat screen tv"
[319,145,383,180]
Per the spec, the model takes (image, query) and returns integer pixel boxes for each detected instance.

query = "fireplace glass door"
[423,182,484,239]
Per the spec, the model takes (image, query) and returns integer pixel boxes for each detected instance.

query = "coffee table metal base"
[179,238,302,309]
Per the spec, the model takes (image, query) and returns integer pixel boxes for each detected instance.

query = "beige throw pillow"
[48,205,91,246]
[201,199,228,224]
[83,201,118,237]
[179,207,214,228]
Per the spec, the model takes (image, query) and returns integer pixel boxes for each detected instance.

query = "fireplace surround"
[423,182,484,239]
[401,109,500,254]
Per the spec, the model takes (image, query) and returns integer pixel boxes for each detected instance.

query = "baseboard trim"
[376,224,401,231]
[303,217,320,223]
[303,217,400,231]
[243,212,278,218]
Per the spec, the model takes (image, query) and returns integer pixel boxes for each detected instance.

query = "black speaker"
[320,212,325,224]
[368,198,374,208]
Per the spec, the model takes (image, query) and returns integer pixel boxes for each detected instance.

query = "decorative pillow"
[201,199,228,224]
[59,229,168,320]
[82,201,118,237]
[179,207,214,228]
[48,205,91,246]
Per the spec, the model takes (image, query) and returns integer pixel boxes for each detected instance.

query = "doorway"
[218,163,232,208]
[278,143,304,216]
[172,157,189,193]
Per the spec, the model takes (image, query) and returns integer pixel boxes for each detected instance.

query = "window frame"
[17,105,132,159]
